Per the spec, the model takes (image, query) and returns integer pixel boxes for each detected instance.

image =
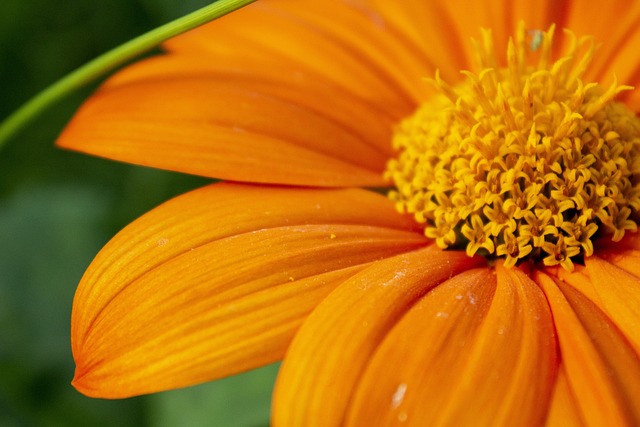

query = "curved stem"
[0,0,257,149]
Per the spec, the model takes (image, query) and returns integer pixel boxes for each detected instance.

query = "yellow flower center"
[385,23,640,270]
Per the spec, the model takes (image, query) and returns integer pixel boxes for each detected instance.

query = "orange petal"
[535,272,640,426]
[510,1,570,37]
[272,246,484,427]
[626,80,640,113]
[555,256,640,355]
[545,366,587,427]
[344,264,556,426]
[362,0,564,85]
[165,0,417,113]
[101,53,397,157]
[594,231,640,276]
[59,0,451,186]
[71,183,426,398]
[564,1,640,90]
[362,0,470,82]
[58,77,388,187]
[273,0,436,103]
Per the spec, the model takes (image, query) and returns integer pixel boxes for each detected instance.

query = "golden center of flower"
[385,24,640,270]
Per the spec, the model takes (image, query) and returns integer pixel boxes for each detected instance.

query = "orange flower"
[59,0,640,425]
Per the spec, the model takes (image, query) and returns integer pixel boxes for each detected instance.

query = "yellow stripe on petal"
[535,272,640,426]
[71,183,426,398]
[273,246,484,427]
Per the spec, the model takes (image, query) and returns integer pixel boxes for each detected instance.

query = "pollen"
[385,23,640,270]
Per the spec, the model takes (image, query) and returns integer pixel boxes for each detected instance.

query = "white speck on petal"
[455,294,463,300]
[391,383,407,409]
[156,238,169,247]
[382,271,406,287]
[468,292,477,305]
[436,311,449,319]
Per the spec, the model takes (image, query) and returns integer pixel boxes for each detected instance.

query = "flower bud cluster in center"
[385,24,640,270]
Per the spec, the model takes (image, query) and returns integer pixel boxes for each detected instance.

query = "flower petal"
[363,0,563,84]
[71,183,426,398]
[344,264,556,426]
[58,0,452,186]
[345,268,495,425]
[101,53,397,156]
[272,246,484,426]
[362,0,469,81]
[58,77,388,187]
[594,232,640,277]
[535,271,640,426]
[164,0,418,112]
[564,1,640,96]
[266,0,436,103]
[556,255,640,355]
[544,366,586,427]
[510,1,569,36]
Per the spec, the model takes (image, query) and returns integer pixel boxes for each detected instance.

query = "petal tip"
[71,358,119,399]
[71,370,98,398]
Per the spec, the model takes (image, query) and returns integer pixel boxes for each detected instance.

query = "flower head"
[59,0,640,425]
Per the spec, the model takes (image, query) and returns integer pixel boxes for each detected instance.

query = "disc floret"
[386,24,640,270]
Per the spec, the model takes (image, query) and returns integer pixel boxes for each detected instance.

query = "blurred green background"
[0,1,277,426]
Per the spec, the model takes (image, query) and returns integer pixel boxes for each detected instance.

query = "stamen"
[385,23,640,271]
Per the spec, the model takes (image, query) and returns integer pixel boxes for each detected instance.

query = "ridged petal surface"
[71,183,426,397]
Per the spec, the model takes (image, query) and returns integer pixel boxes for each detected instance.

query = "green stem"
[0,0,257,149]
